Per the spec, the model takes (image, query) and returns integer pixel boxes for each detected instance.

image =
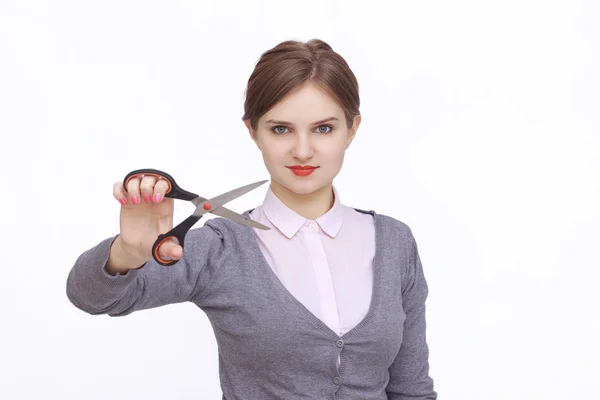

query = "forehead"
[261,83,344,123]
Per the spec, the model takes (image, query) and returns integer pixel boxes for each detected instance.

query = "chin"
[278,175,332,196]
[287,184,321,196]
[267,165,338,196]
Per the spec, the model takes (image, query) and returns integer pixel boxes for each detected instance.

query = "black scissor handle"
[122,168,202,266]
[123,168,198,201]
[152,214,203,266]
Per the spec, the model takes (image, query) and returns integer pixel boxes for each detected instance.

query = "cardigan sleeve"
[386,229,437,399]
[65,223,224,317]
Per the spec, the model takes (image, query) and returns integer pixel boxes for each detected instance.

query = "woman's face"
[246,82,360,197]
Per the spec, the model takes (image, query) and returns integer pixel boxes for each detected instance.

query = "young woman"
[67,39,437,399]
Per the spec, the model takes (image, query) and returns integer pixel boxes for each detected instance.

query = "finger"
[140,175,157,204]
[152,178,169,203]
[126,176,141,205]
[157,239,183,260]
[113,181,128,205]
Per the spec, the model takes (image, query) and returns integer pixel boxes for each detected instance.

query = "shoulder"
[199,216,252,241]
[181,216,255,261]
[350,207,415,243]
[184,217,256,278]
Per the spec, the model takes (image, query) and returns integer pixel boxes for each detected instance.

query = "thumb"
[157,238,183,261]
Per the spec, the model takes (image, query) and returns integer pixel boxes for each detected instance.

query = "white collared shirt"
[249,186,376,336]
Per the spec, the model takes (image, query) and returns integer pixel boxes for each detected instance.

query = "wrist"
[106,236,147,275]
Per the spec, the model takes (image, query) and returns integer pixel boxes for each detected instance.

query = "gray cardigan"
[66,209,437,399]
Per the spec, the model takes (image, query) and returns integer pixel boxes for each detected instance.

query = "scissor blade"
[209,207,270,230]
[190,196,208,207]
[192,180,269,217]
[191,196,270,230]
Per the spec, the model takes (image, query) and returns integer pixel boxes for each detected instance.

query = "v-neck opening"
[241,208,381,341]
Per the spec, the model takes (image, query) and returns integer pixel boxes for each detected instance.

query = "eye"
[271,125,288,134]
[315,124,333,133]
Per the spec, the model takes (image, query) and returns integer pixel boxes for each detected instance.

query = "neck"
[270,181,335,220]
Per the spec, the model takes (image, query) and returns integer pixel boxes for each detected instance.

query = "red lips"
[287,165,318,176]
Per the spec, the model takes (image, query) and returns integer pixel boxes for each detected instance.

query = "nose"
[291,132,314,161]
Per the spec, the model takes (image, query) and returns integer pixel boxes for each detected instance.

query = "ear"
[345,114,361,149]
[244,119,260,147]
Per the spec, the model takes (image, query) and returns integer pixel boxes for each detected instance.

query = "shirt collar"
[262,185,344,239]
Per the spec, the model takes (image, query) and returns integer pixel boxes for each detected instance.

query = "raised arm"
[66,225,223,317]
[65,172,223,316]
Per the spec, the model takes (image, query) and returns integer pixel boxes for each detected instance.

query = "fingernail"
[132,196,140,204]
[153,194,162,203]
[144,195,152,203]
[119,198,127,205]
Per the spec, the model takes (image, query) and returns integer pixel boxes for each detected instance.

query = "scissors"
[123,168,270,266]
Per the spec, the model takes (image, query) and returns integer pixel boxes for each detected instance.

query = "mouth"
[286,165,319,176]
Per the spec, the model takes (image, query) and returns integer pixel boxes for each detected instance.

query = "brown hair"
[242,39,360,130]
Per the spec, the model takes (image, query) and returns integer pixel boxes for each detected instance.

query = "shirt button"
[308,222,315,229]
[336,339,344,348]
[333,376,341,385]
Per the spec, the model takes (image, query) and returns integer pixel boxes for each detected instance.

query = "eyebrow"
[264,117,339,125]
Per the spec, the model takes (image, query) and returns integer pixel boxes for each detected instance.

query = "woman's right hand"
[108,174,183,272]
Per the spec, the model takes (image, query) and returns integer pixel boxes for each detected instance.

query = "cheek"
[324,141,347,161]
[259,140,285,164]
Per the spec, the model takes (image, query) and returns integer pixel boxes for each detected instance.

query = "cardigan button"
[336,339,344,348]
[333,376,341,385]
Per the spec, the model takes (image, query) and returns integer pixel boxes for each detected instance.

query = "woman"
[66,39,437,399]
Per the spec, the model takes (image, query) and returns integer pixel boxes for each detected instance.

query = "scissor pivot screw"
[203,202,211,210]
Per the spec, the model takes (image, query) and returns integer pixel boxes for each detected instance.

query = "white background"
[1,0,599,399]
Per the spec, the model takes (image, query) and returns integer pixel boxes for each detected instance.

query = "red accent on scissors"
[122,168,270,266]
